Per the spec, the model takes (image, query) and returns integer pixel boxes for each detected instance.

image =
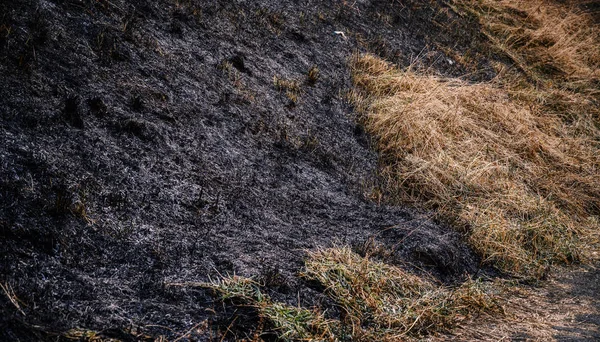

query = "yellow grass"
[452,0,600,143]
[201,248,501,341]
[302,247,502,340]
[455,0,600,87]
[349,53,600,277]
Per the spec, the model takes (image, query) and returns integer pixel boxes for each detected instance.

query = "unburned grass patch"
[302,247,502,340]
[273,75,302,105]
[198,248,501,341]
[349,54,600,278]
[452,0,600,148]
[453,0,600,89]
[195,276,337,341]
[451,0,600,145]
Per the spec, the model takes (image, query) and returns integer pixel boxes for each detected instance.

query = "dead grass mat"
[349,52,600,277]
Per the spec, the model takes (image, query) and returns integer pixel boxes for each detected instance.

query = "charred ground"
[1,0,503,340]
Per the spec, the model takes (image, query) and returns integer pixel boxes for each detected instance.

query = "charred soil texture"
[1,0,504,340]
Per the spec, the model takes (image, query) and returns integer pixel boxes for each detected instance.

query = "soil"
[0,0,594,341]
[442,262,600,342]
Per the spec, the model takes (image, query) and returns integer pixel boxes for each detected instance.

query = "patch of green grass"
[201,275,336,341]
[263,302,336,341]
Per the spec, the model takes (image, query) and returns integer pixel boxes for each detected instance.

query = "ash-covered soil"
[0,0,496,340]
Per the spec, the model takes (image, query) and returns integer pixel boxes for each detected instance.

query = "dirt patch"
[439,262,600,341]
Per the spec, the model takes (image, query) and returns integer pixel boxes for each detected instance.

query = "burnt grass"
[0,1,499,340]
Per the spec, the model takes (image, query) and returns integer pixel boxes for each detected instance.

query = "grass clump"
[307,65,320,86]
[262,302,335,341]
[453,0,600,146]
[302,247,502,340]
[274,75,302,105]
[202,276,337,341]
[454,0,600,88]
[349,53,600,277]
[201,249,500,341]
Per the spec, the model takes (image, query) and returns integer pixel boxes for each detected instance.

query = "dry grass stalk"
[349,54,600,277]
[1,282,25,316]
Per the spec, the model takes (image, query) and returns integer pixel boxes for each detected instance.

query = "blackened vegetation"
[0,0,496,340]
[63,95,84,128]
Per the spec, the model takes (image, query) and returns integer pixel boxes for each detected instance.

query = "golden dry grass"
[199,248,501,341]
[349,53,600,277]
[302,247,502,341]
[452,0,600,142]
[454,0,600,87]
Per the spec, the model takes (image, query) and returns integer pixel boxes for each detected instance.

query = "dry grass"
[454,0,600,87]
[307,65,320,86]
[349,52,600,277]
[274,75,302,104]
[1,282,25,316]
[201,249,501,341]
[198,276,337,341]
[452,0,600,141]
[302,247,502,341]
